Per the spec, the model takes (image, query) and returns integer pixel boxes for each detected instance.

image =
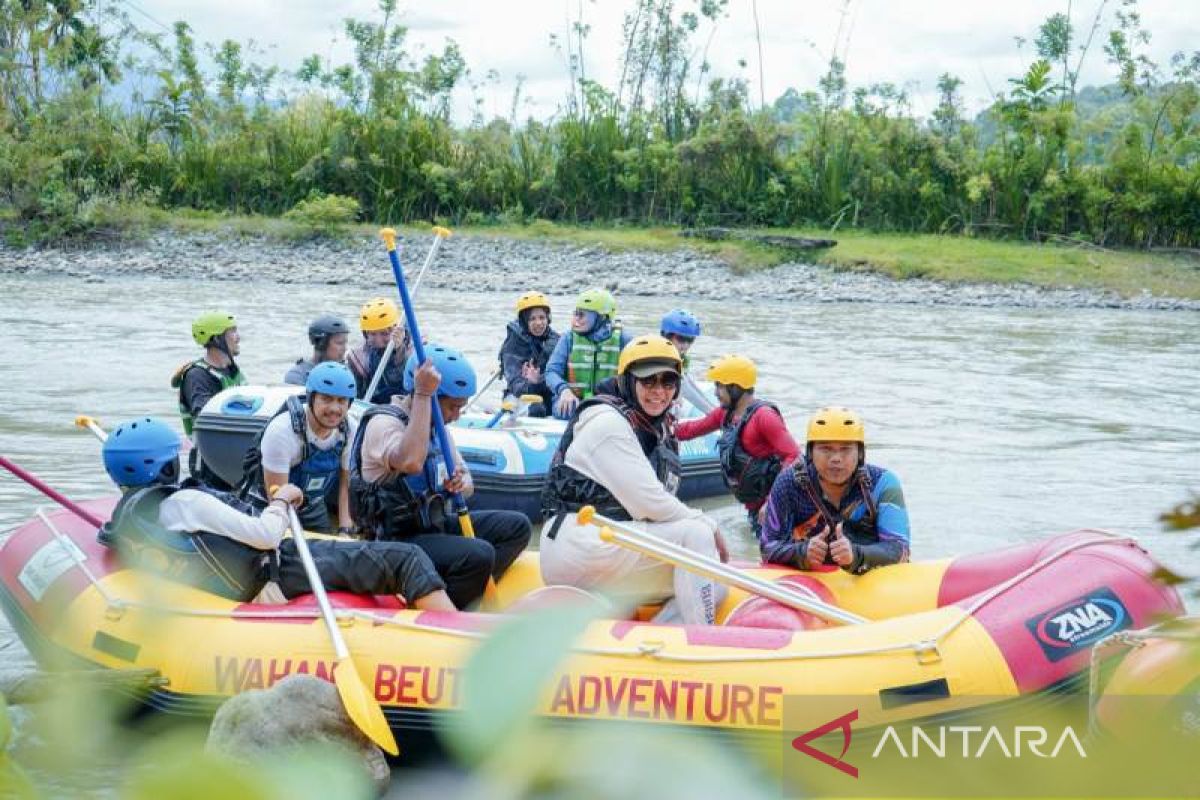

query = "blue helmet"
[660,309,701,339]
[306,361,357,399]
[102,418,181,488]
[404,345,477,399]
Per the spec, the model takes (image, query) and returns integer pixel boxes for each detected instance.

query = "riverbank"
[2,212,1198,310]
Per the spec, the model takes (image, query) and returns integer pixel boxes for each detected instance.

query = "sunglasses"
[634,373,680,390]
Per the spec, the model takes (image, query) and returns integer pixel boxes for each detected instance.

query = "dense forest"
[1,0,1197,247]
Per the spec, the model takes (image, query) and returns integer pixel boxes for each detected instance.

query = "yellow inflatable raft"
[0,498,1184,743]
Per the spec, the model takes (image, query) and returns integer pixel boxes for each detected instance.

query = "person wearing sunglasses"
[544,288,632,420]
[676,354,799,537]
[540,335,728,625]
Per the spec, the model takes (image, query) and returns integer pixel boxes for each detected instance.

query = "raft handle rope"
[1085,621,1196,734]
[35,509,1151,665]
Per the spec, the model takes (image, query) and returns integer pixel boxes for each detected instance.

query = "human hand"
[522,361,542,384]
[413,359,441,396]
[804,534,829,570]
[443,468,468,495]
[829,523,855,567]
[271,484,305,509]
[555,389,579,417]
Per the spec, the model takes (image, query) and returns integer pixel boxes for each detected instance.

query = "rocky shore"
[2,230,1197,311]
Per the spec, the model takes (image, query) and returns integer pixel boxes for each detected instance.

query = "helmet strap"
[157,457,181,486]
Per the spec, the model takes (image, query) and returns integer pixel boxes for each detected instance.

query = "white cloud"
[133,0,1200,121]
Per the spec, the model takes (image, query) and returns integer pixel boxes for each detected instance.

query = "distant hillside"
[771,82,1194,163]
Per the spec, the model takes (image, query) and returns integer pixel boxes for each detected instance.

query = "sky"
[120,0,1200,122]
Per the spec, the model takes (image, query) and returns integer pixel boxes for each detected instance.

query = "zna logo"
[1027,588,1129,662]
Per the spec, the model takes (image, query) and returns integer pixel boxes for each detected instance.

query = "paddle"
[379,227,499,604]
[575,505,867,626]
[363,226,451,404]
[484,394,545,429]
[74,415,108,442]
[683,373,717,414]
[0,455,105,529]
[273,487,399,756]
[461,367,502,416]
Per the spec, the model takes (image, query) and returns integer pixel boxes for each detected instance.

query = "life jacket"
[566,325,622,399]
[348,341,407,404]
[238,396,348,516]
[171,358,246,436]
[792,462,879,562]
[97,479,271,601]
[499,320,560,394]
[348,405,451,539]
[717,400,784,505]
[540,394,682,530]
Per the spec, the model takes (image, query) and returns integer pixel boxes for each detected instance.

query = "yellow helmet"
[617,334,682,377]
[360,297,400,332]
[805,406,865,445]
[516,291,551,314]
[706,354,757,390]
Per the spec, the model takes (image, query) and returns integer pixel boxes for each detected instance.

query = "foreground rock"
[206,674,389,793]
[2,230,1196,311]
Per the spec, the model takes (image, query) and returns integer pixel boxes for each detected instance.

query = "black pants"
[403,510,531,608]
[275,538,446,604]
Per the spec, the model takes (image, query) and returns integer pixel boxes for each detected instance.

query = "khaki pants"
[539,514,725,625]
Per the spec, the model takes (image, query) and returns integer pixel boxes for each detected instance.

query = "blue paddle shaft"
[386,244,468,513]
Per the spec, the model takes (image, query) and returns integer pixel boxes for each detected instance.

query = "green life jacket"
[566,325,622,399]
[171,358,247,436]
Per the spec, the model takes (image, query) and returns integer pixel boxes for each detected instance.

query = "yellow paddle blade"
[336,656,399,756]
[456,511,501,608]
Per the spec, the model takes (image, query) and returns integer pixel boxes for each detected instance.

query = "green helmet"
[192,311,237,347]
[575,288,616,319]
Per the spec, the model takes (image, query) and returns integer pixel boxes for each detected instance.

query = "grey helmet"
[308,314,350,352]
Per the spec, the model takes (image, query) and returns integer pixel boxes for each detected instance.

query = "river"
[0,272,1197,789]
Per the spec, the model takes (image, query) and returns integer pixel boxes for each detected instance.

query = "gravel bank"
[2,231,1197,311]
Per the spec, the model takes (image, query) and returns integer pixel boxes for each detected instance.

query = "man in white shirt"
[243,362,359,534]
[100,416,454,610]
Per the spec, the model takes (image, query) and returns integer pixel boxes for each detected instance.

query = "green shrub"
[282,194,361,236]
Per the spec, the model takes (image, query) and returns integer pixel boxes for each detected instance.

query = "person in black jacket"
[498,291,560,417]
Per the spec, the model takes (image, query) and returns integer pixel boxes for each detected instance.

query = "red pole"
[0,455,105,529]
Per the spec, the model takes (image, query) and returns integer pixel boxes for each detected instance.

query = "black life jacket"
[97,479,271,601]
[793,462,880,560]
[540,394,682,524]
[717,400,785,505]
[348,405,451,539]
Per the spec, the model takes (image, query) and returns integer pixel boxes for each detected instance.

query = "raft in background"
[192,385,725,522]
[0,496,1185,751]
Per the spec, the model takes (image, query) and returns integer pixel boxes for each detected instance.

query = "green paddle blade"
[336,656,399,756]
